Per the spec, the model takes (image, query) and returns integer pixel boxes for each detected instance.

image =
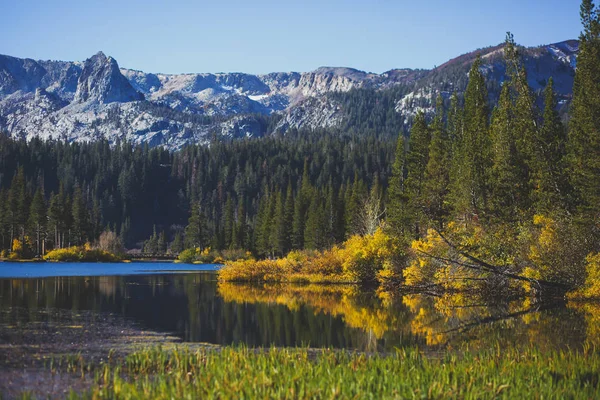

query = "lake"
[0,262,596,352]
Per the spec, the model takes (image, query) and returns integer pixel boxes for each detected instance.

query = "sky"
[0,0,583,75]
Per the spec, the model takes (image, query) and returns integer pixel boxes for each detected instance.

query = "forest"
[1,2,600,299]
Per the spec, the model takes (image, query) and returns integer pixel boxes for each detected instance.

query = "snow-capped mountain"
[0,40,579,149]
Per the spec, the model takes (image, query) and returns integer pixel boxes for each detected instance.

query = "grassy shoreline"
[46,345,600,399]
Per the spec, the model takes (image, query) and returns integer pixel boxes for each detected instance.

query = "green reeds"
[66,345,600,399]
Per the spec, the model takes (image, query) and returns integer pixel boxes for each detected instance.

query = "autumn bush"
[218,228,404,284]
[177,247,253,264]
[44,244,120,262]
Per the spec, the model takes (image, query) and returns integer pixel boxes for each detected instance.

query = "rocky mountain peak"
[74,51,143,104]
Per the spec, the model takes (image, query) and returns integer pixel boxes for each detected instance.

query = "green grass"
[64,345,600,399]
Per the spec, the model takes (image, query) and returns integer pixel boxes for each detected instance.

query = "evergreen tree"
[71,186,90,246]
[233,198,246,249]
[387,134,409,237]
[185,202,207,250]
[423,95,451,228]
[270,190,286,256]
[282,183,295,253]
[27,188,46,257]
[223,196,234,248]
[488,82,527,221]
[534,78,570,213]
[157,230,167,254]
[451,55,491,220]
[170,231,184,254]
[292,161,311,249]
[568,0,600,224]
[403,111,431,237]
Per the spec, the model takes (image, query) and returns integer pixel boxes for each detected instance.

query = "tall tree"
[403,111,431,237]
[387,134,409,237]
[423,95,451,228]
[185,201,208,250]
[27,188,46,257]
[568,0,600,225]
[451,55,491,220]
[533,78,570,213]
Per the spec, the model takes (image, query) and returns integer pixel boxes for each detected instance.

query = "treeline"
[388,30,589,237]
[383,4,600,295]
[0,129,394,257]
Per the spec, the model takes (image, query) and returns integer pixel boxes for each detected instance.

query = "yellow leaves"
[218,227,401,284]
[568,252,600,299]
[529,215,557,266]
[520,267,542,293]
[44,246,120,262]
[405,229,450,287]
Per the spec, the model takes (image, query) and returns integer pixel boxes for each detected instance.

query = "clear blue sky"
[0,0,582,74]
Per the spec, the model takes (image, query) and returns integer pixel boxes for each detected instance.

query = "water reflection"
[0,273,595,352]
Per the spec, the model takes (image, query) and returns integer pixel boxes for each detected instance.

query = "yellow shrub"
[44,246,120,262]
[568,253,600,299]
[404,229,446,287]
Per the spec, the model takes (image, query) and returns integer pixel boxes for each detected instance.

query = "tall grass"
[72,345,600,399]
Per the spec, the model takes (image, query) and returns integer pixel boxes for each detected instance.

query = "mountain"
[0,40,578,149]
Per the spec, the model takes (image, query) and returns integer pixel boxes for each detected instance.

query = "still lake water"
[0,262,597,352]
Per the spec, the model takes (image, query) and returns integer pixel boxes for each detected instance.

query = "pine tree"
[119,217,131,249]
[488,82,527,221]
[72,186,90,246]
[451,55,491,220]
[185,201,207,250]
[533,78,569,213]
[233,198,246,249]
[157,230,167,254]
[387,134,409,237]
[568,0,600,223]
[403,111,431,237]
[27,188,46,257]
[423,95,451,228]
[292,161,311,249]
[144,225,159,253]
[283,183,294,253]
[270,190,286,256]
[170,231,184,254]
[223,196,234,248]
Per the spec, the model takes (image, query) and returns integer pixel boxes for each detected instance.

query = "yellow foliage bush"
[568,253,600,299]
[404,229,446,287]
[218,228,403,284]
[524,214,587,289]
[44,246,120,262]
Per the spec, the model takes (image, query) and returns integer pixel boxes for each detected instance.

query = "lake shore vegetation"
[55,345,600,399]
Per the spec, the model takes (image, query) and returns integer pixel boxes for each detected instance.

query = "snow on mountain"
[0,39,579,149]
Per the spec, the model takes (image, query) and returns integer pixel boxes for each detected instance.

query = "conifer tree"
[451,55,491,220]
[28,188,46,256]
[223,196,234,248]
[403,111,431,237]
[158,230,167,253]
[270,191,286,256]
[423,95,451,228]
[185,201,207,250]
[283,184,295,253]
[170,231,184,254]
[568,0,600,222]
[489,82,526,221]
[387,134,408,237]
[72,186,90,246]
[233,198,246,249]
[292,161,311,249]
[534,78,569,213]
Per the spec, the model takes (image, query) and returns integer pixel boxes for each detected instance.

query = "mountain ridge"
[0,39,579,149]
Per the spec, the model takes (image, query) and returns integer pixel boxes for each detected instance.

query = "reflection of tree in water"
[1,276,599,352]
[403,294,589,351]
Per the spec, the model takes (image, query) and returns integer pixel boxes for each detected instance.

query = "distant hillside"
[0,40,578,148]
